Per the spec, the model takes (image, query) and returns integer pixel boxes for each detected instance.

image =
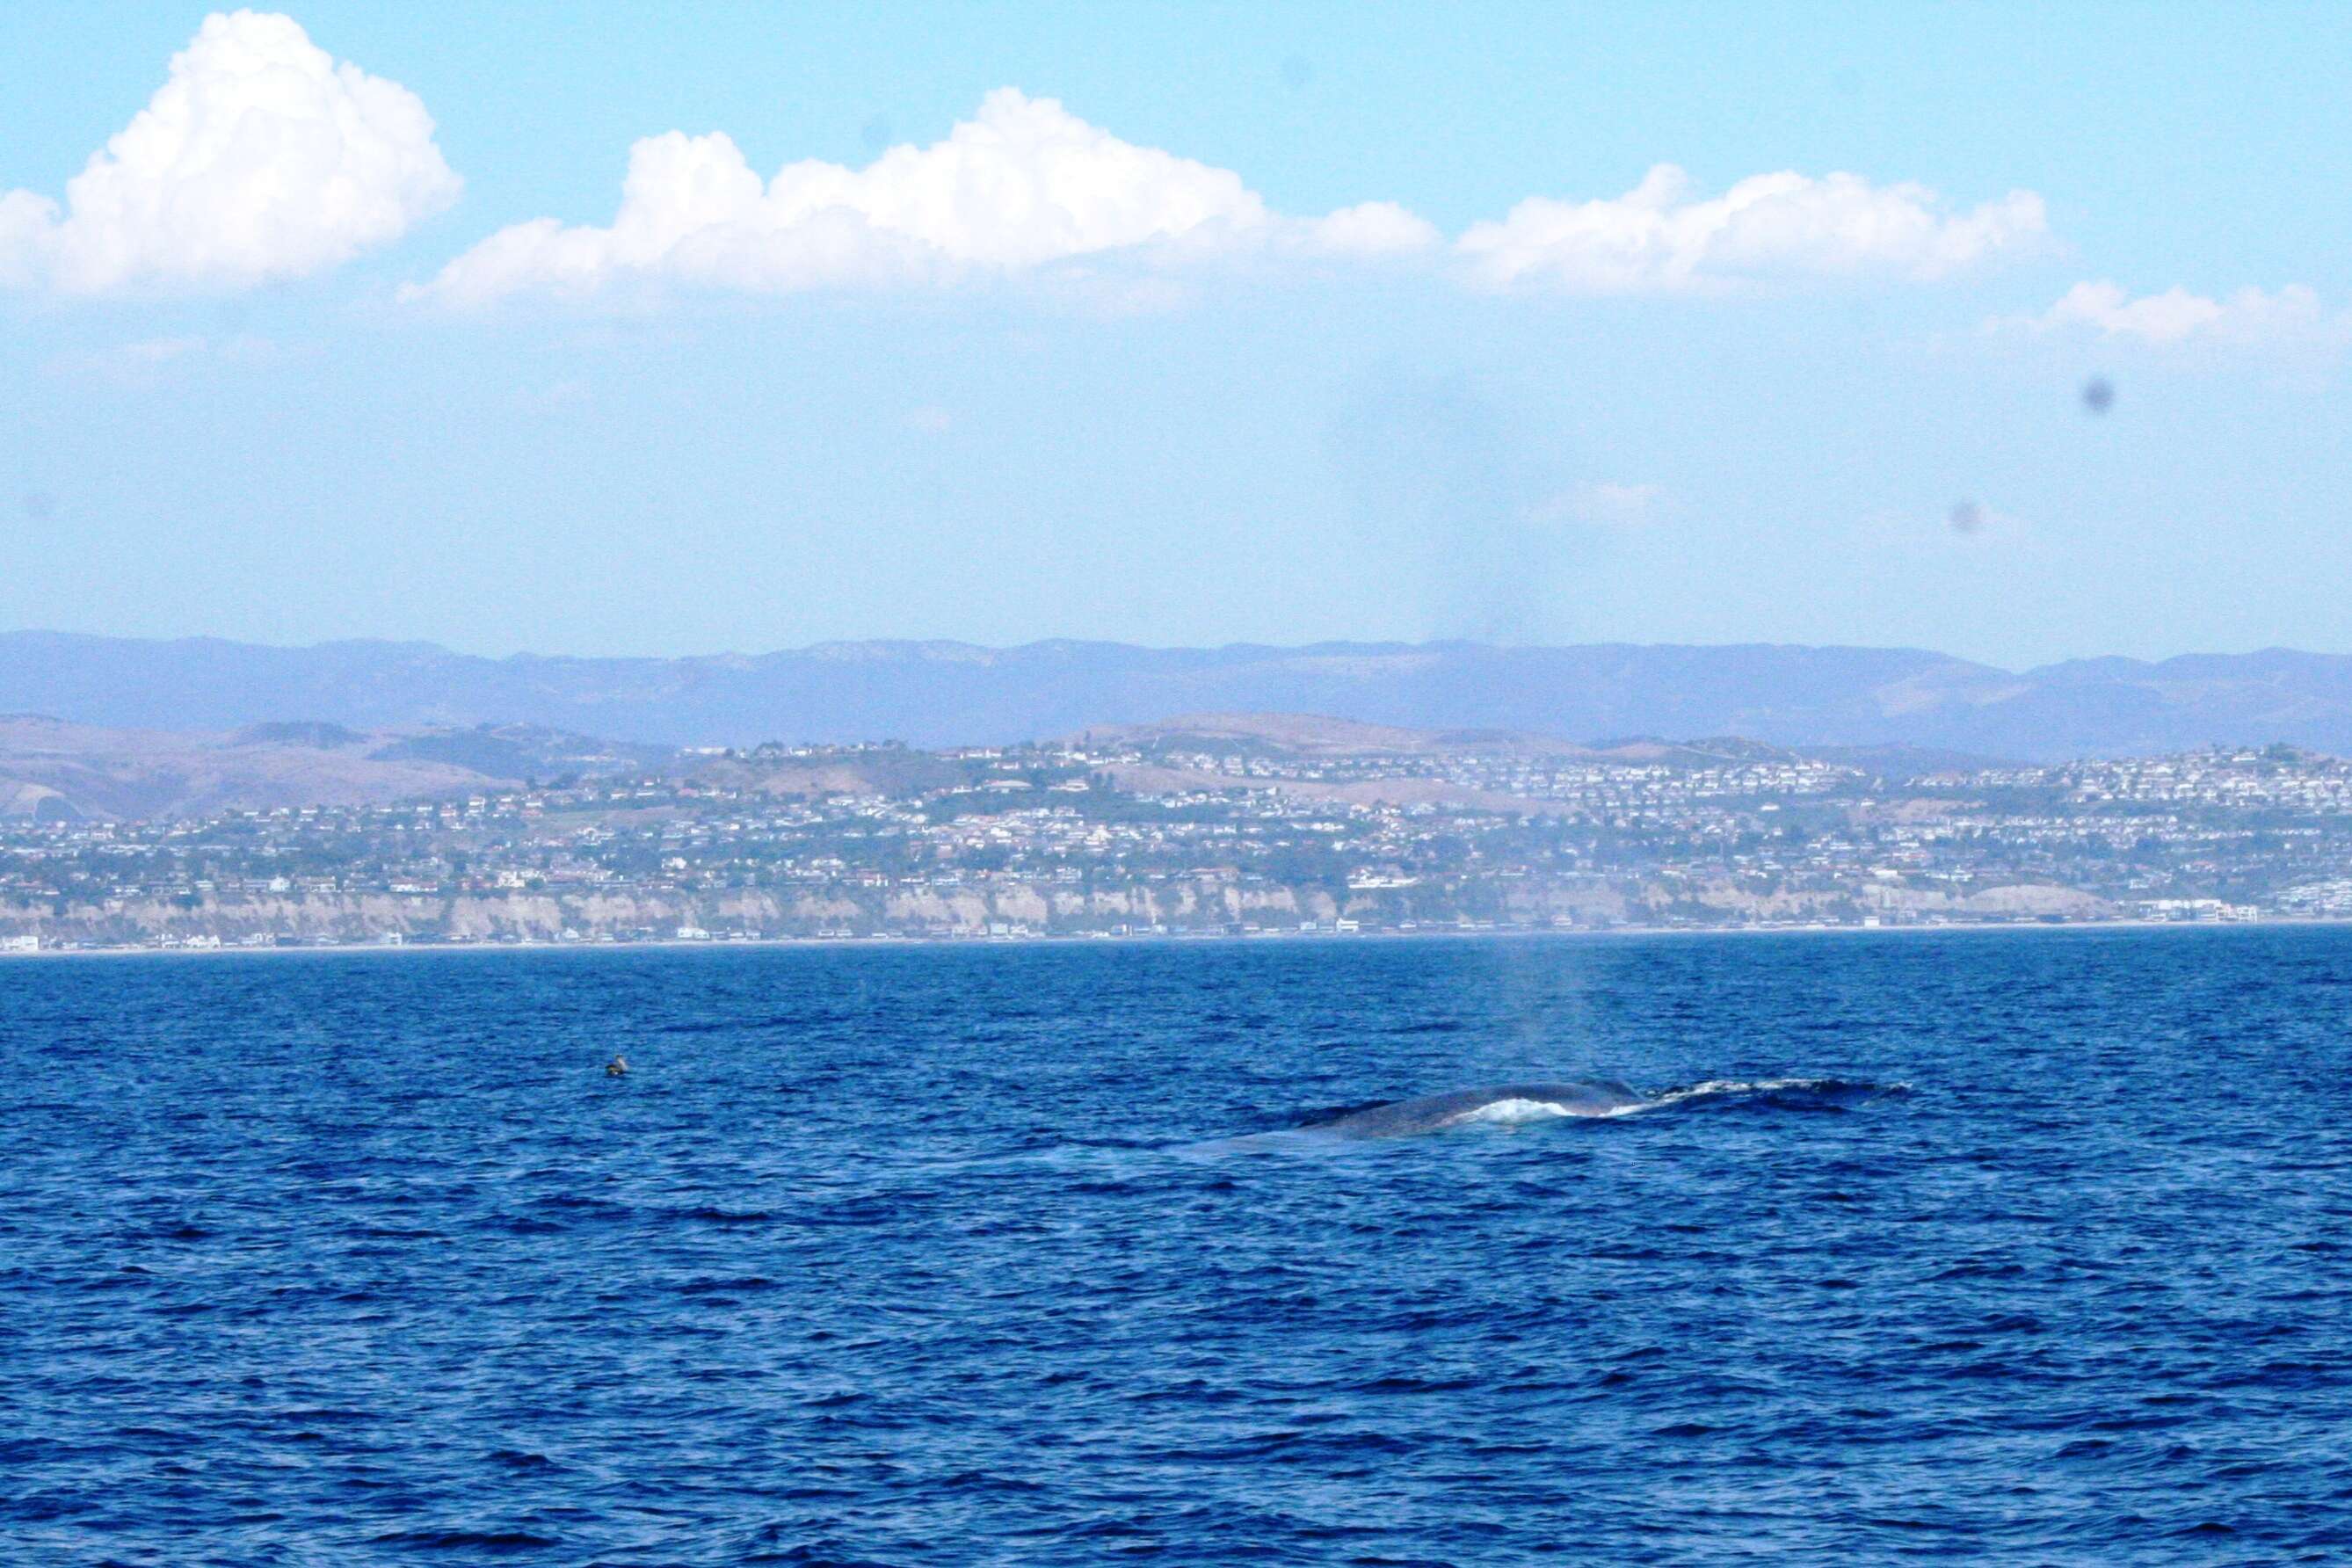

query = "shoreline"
[3,914,2344,962]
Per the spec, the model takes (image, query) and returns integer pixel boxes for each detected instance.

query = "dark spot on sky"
[860,115,894,152]
[1281,54,1313,90]
[2081,376,2115,414]
[21,491,55,521]
[1949,501,1983,534]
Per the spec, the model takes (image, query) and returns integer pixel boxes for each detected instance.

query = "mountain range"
[5,631,2352,761]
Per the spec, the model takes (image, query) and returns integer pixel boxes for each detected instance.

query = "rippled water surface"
[5,929,2352,1564]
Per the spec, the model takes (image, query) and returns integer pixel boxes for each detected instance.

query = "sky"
[2,3,2348,668]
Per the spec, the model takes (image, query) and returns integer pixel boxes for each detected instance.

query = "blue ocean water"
[4,929,2350,1564]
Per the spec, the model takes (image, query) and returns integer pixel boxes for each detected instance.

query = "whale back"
[1311,1079,1646,1138]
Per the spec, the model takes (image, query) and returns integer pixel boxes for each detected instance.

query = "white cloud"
[515,378,592,413]
[2009,279,2349,348]
[1531,481,1668,527]
[411,88,1434,304]
[1299,201,1442,258]
[120,336,212,365]
[1457,163,2047,294]
[1,11,458,294]
[43,331,287,388]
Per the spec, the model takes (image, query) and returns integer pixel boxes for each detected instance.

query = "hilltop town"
[5,715,2352,952]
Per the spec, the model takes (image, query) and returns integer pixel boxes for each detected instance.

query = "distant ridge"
[4,631,2352,761]
[0,715,670,820]
[1071,713,2002,775]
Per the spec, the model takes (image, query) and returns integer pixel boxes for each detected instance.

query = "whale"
[1186,1077,1903,1155]
[1306,1079,1651,1138]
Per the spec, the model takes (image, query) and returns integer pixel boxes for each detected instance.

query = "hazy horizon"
[13,621,2352,672]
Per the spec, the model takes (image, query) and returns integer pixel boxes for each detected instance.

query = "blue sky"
[2,3,2348,666]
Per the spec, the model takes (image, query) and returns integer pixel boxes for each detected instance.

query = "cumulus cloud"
[0,11,458,294]
[411,88,1436,304]
[1299,201,1442,258]
[403,83,2059,309]
[1456,163,2047,294]
[2007,279,2350,349]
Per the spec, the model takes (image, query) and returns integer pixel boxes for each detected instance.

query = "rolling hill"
[4,632,2351,760]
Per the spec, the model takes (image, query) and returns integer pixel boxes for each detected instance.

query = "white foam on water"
[1444,1096,1649,1128]
[1641,1077,1908,1111]
[1653,1077,1821,1106]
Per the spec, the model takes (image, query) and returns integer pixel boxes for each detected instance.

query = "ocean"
[4,928,2348,1564]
